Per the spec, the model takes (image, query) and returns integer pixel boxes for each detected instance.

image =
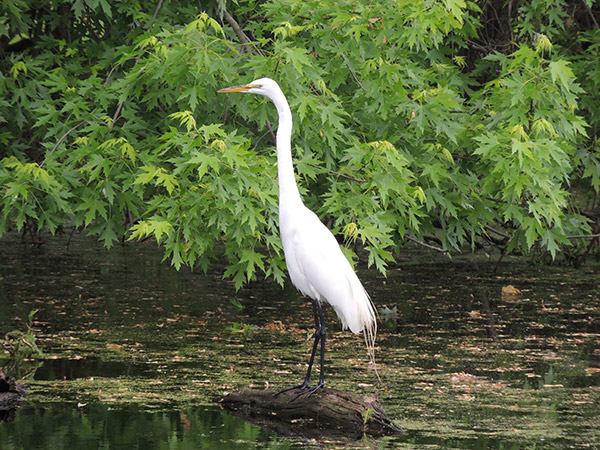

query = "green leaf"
[135,166,158,185]
[189,153,221,179]
[445,0,467,24]
[149,219,172,242]
[155,170,179,195]
[548,60,574,89]
[169,111,197,132]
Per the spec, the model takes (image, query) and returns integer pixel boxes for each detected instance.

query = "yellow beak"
[217,83,258,93]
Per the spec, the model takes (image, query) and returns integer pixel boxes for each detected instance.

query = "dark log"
[0,371,28,423]
[217,387,404,439]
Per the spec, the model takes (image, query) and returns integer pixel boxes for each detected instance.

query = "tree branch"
[252,128,274,152]
[581,0,599,28]
[41,121,86,168]
[223,10,265,56]
[307,163,365,183]
[265,120,277,144]
[566,233,600,239]
[405,235,449,254]
[110,0,165,129]
[333,39,366,91]
[104,57,137,86]
[152,0,164,19]
[484,225,510,239]
[223,10,250,44]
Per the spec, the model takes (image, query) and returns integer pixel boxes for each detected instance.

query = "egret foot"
[289,381,324,402]
[274,300,327,402]
[273,382,308,397]
[273,381,324,402]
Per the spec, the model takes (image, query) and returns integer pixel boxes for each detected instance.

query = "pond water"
[2,404,300,449]
[0,232,598,449]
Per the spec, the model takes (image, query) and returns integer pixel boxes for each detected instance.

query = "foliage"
[0,0,599,286]
[225,322,256,334]
[0,310,43,361]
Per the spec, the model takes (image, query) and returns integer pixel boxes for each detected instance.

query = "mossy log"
[217,387,404,439]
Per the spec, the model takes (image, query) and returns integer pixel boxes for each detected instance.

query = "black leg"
[274,299,326,401]
[300,299,323,387]
[316,299,326,387]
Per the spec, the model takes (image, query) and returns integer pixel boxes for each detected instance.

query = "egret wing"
[283,207,371,333]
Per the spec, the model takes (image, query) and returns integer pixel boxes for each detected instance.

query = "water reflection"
[0,404,304,450]
[33,357,153,381]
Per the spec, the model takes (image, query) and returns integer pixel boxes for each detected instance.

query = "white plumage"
[218,78,377,397]
[281,203,375,334]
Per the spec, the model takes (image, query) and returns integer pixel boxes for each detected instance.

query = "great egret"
[218,78,377,399]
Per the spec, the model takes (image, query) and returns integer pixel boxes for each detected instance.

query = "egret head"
[218,77,280,98]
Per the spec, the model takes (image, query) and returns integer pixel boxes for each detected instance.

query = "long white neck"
[270,90,303,207]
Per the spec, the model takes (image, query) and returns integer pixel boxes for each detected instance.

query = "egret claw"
[289,382,324,402]
[272,382,308,397]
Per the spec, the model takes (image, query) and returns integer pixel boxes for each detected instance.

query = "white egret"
[218,78,377,400]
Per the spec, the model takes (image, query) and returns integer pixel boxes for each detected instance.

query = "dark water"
[1,404,301,450]
[0,232,599,449]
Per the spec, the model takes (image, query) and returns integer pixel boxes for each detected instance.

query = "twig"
[484,225,510,239]
[470,188,507,204]
[110,0,164,129]
[252,129,274,152]
[66,225,77,250]
[221,102,230,125]
[405,235,449,254]
[453,154,478,162]
[333,39,366,91]
[507,0,515,44]
[104,56,138,86]
[493,246,507,274]
[566,233,600,239]
[40,121,86,167]
[223,10,265,56]
[307,163,365,183]
[265,120,277,144]
[581,0,599,28]
[111,96,129,128]
[466,40,489,53]
[223,10,250,44]
[151,0,164,20]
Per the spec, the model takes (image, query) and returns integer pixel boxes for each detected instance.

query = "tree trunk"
[217,387,404,439]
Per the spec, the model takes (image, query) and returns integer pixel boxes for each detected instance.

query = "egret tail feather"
[364,317,380,383]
